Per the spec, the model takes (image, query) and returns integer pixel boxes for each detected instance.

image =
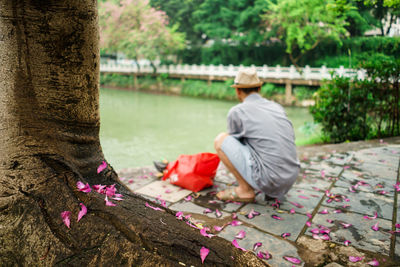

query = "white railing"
[100,60,367,81]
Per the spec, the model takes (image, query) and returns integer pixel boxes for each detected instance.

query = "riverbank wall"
[100,73,316,107]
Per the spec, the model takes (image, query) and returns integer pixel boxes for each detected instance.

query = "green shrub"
[260,83,285,97]
[294,86,317,101]
[310,56,400,143]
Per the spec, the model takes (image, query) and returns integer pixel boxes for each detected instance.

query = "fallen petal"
[310,228,320,234]
[271,215,283,220]
[203,208,213,214]
[253,242,262,251]
[283,256,302,264]
[344,240,351,246]
[184,195,192,201]
[175,211,184,220]
[213,225,223,231]
[366,259,379,266]
[371,222,379,231]
[235,230,246,239]
[290,208,296,214]
[349,256,364,262]
[312,234,321,240]
[245,209,261,219]
[326,219,334,223]
[395,223,400,228]
[77,203,87,222]
[298,195,309,200]
[230,220,242,226]
[105,184,116,197]
[289,201,304,208]
[76,181,91,193]
[97,161,107,173]
[306,213,312,219]
[232,239,246,251]
[232,213,238,219]
[105,196,116,207]
[200,228,214,238]
[200,247,209,264]
[319,209,329,214]
[306,221,311,227]
[281,232,291,238]
[215,209,222,218]
[61,211,71,228]
[320,234,330,241]
[145,202,163,211]
[257,251,271,260]
[341,222,352,228]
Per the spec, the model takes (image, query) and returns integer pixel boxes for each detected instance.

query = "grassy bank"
[100,73,317,105]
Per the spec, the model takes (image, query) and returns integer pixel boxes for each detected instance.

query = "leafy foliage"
[99,0,185,62]
[310,55,400,142]
[264,0,350,66]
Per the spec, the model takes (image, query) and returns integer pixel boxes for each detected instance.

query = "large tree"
[0,1,267,266]
[264,0,350,67]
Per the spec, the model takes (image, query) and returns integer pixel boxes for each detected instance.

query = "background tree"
[193,0,270,45]
[263,0,350,67]
[363,0,400,35]
[150,0,205,46]
[99,0,185,66]
[0,1,267,265]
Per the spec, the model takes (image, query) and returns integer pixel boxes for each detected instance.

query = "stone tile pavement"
[117,142,400,266]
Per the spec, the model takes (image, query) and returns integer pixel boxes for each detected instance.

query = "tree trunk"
[0,1,267,266]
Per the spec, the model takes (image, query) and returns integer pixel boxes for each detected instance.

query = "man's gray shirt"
[227,93,300,198]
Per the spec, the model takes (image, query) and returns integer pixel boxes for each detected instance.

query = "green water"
[100,88,319,169]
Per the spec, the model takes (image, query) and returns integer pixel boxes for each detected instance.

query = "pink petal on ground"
[184,195,192,201]
[165,189,172,194]
[363,212,378,220]
[257,251,271,260]
[144,202,164,211]
[341,223,352,228]
[320,234,331,241]
[344,240,351,246]
[97,161,107,173]
[232,239,246,251]
[298,195,309,200]
[200,228,214,238]
[376,190,387,195]
[128,179,134,184]
[290,208,296,214]
[232,213,238,219]
[92,184,106,194]
[112,197,124,201]
[289,201,304,208]
[312,234,321,240]
[213,225,224,232]
[348,186,356,193]
[245,209,261,219]
[203,208,213,214]
[306,213,312,219]
[77,203,87,222]
[253,242,262,251]
[115,193,123,198]
[283,256,302,264]
[333,210,342,214]
[76,181,91,193]
[371,222,379,231]
[106,184,116,197]
[271,215,283,220]
[349,256,364,262]
[61,211,71,228]
[312,186,321,191]
[175,211,184,220]
[306,221,312,227]
[395,223,400,228]
[367,259,380,266]
[319,209,329,214]
[230,220,242,226]
[281,232,291,238]
[320,170,325,178]
[344,165,350,169]
[215,209,222,218]
[200,247,209,264]
[184,214,191,220]
[235,230,246,239]
[310,228,320,234]
[105,196,117,207]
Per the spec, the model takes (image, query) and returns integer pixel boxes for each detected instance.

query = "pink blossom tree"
[99,0,185,66]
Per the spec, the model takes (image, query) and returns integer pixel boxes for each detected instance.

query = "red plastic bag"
[162,153,220,192]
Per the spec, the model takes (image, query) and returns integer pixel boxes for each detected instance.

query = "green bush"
[310,56,400,143]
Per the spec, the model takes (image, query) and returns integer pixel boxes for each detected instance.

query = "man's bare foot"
[216,186,255,201]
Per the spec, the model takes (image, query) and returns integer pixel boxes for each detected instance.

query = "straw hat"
[231,68,263,88]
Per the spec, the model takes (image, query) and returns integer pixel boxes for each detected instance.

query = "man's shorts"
[220,135,260,190]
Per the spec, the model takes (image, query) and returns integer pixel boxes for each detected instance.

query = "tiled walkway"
[118,144,400,266]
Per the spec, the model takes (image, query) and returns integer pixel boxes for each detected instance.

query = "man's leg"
[214,133,255,199]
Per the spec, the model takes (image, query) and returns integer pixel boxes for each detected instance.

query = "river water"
[100,88,318,170]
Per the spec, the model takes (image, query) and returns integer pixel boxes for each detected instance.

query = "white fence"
[100,60,367,81]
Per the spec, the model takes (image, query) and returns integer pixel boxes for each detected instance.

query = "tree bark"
[0,1,268,266]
